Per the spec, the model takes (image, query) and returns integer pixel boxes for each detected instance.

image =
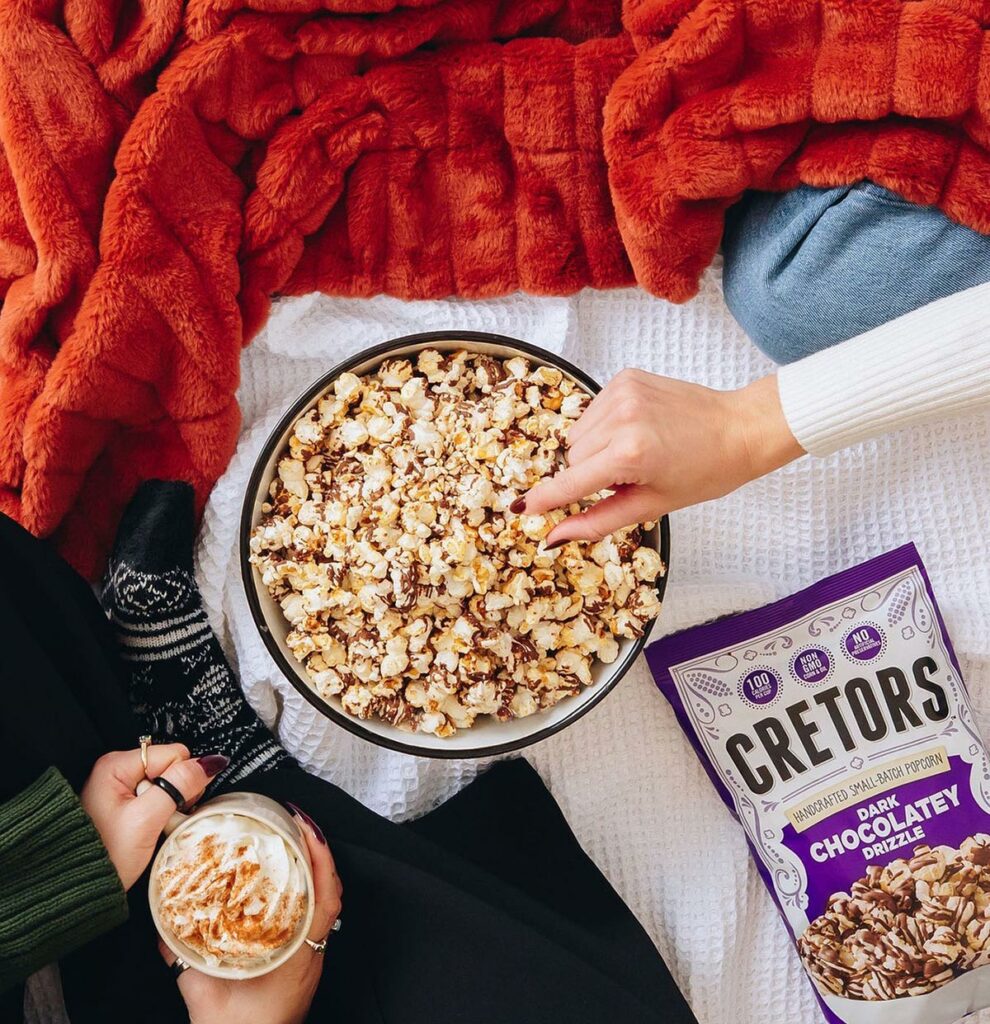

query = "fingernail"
[287,802,326,845]
[509,497,526,514]
[196,754,229,778]
[544,539,566,551]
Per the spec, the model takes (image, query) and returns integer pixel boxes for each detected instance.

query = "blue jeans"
[721,182,990,365]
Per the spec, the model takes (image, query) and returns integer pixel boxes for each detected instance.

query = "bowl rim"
[240,329,671,759]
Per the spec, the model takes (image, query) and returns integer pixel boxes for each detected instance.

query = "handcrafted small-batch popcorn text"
[250,349,664,737]
[649,546,990,1024]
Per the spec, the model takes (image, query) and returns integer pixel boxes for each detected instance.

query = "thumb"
[545,486,660,545]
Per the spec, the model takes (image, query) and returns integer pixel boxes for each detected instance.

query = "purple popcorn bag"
[648,545,990,1024]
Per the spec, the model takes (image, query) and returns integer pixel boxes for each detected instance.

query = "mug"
[147,792,316,979]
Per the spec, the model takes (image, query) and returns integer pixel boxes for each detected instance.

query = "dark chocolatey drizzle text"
[726,657,949,795]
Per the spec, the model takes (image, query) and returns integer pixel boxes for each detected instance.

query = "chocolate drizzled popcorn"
[800,837,990,1001]
[249,350,664,737]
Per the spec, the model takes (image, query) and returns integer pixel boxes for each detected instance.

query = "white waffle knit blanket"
[196,267,990,1024]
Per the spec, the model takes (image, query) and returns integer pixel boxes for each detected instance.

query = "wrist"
[724,375,805,481]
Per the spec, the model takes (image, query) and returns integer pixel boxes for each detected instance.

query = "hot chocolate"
[155,811,308,968]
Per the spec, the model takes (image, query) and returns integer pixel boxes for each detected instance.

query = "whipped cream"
[156,812,307,966]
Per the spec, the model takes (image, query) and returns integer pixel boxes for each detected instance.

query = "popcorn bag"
[648,545,990,1024]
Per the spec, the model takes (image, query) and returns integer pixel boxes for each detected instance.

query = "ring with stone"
[305,918,341,953]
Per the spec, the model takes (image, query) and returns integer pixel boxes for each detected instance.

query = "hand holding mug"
[159,808,342,1024]
[80,744,228,890]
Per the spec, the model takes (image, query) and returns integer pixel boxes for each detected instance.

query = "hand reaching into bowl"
[519,369,805,546]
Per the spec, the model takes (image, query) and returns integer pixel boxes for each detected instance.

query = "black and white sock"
[102,480,290,788]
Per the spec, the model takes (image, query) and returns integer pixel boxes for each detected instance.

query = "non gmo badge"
[790,646,833,685]
[841,622,887,662]
[739,667,782,707]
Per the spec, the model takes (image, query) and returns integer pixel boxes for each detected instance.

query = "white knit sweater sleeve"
[777,282,990,457]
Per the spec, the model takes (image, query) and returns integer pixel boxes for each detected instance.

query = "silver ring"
[305,918,341,954]
[171,957,191,979]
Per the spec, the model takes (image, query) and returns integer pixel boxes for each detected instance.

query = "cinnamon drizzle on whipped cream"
[156,813,307,967]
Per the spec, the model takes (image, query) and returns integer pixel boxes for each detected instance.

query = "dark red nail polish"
[287,802,326,844]
[544,539,566,551]
[197,754,229,778]
[509,497,526,514]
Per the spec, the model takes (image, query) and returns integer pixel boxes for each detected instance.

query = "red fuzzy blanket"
[2,0,989,576]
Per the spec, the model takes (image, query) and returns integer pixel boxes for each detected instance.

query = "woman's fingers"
[101,744,191,790]
[561,386,614,451]
[521,449,618,516]
[545,486,661,545]
[565,427,608,467]
[565,368,651,450]
[291,809,342,942]
[133,756,220,824]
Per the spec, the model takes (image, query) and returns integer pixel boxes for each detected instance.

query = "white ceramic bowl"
[240,331,670,758]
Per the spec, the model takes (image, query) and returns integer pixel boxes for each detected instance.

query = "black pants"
[0,513,696,1024]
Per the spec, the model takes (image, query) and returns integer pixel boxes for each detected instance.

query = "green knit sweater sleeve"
[0,767,129,992]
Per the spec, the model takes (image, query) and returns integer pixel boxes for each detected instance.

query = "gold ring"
[139,735,152,776]
[305,919,341,954]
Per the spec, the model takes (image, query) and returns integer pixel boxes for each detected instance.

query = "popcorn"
[530,365,562,388]
[333,372,361,402]
[519,514,548,541]
[510,688,538,718]
[459,474,493,511]
[410,420,441,449]
[400,377,433,418]
[338,419,369,447]
[278,458,308,501]
[378,359,412,389]
[560,393,584,418]
[800,839,990,1001]
[292,412,323,447]
[250,350,665,737]
[505,356,529,379]
[380,636,409,678]
[632,546,664,582]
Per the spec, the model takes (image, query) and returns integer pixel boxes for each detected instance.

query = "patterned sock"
[102,480,290,788]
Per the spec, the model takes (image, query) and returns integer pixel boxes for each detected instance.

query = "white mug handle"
[136,779,190,835]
